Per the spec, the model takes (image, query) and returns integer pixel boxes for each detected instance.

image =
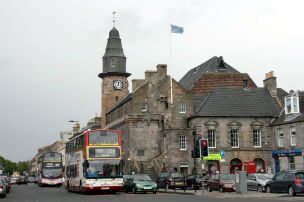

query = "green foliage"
[0,156,28,175]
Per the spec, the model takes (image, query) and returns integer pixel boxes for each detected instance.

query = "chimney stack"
[263,71,277,97]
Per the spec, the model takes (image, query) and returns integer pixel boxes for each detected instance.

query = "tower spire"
[112,11,116,27]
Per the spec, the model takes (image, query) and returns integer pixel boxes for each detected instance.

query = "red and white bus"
[65,129,123,193]
[37,152,63,186]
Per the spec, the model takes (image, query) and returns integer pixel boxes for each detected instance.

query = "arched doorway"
[254,158,265,173]
[230,158,242,174]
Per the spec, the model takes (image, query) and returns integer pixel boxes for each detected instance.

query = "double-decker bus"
[65,129,123,193]
[37,152,63,186]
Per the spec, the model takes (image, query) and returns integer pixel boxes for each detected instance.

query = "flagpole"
[169,24,173,104]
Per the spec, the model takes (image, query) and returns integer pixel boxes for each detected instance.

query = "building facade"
[270,90,304,172]
[98,26,296,176]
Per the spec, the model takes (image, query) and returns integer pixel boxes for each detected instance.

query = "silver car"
[0,178,7,198]
[247,173,273,192]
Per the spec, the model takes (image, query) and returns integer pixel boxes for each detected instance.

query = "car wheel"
[207,186,212,192]
[153,191,157,194]
[266,186,271,193]
[288,186,296,196]
[257,185,263,192]
[219,186,224,193]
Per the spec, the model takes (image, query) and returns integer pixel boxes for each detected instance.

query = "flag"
[171,24,184,34]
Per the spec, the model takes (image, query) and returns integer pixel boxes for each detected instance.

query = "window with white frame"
[179,105,186,113]
[278,129,284,147]
[285,96,299,114]
[141,103,148,112]
[208,130,216,148]
[290,126,296,146]
[179,135,186,150]
[253,129,261,147]
[231,129,239,148]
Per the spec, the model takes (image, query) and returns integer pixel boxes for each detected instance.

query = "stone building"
[98,26,290,176]
[270,90,304,172]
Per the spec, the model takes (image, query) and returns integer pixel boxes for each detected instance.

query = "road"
[2,183,304,202]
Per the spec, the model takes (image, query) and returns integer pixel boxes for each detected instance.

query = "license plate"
[176,182,183,185]
[101,187,109,190]
[144,187,152,189]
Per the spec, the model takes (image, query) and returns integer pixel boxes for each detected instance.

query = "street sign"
[219,150,225,157]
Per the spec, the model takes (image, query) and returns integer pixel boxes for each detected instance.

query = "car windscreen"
[220,174,235,180]
[171,173,184,178]
[88,130,119,144]
[296,172,304,179]
[43,168,62,179]
[133,175,152,181]
[256,174,272,180]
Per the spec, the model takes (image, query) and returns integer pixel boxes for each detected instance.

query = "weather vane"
[112,11,116,27]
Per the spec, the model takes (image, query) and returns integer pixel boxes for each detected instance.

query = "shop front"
[272,149,302,173]
[203,154,221,176]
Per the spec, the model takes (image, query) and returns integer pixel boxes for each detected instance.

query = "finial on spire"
[112,11,116,27]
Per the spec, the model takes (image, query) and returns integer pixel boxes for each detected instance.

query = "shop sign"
[272,149,302,158]
[203,154,222,161]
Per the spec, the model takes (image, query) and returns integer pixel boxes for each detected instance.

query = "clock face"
[113,80,123,90]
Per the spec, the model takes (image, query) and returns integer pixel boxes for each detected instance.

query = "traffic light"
[199,139,209,157]
[191,139,200,158]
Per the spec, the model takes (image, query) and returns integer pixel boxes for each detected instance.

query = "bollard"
[184,177,186,192]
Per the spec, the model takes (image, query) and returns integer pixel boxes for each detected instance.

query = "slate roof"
[193,94,208,112]
[277,88,288,105]
[270,91,304,126]
[191,87,282,118]
[179,56,240,91]
[270,112,304,126]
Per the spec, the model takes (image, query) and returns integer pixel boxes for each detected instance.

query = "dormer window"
[218,60,226,70]
[285,96,299,114]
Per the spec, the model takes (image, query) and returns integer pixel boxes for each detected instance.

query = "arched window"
[230,158,242,174]
[254,158,265,173]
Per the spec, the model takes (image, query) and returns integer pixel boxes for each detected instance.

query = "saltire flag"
[171,24,184,34]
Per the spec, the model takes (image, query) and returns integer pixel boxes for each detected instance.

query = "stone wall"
[189,117,275,174]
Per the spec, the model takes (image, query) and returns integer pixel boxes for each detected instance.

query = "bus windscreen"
[43,153,62,161]
[89,148,120,158]
[88,131,119,144]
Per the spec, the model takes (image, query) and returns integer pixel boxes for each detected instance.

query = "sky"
[0,0,303,162]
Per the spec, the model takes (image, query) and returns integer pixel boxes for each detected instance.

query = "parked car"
[0,176,11,193]
[28,176,37,183]
[17,176,28,184]
[124,174,157,194]
[186,174,204,189]
[265,170,304,196]
[247,173,272,192]
[207,173,235,192]
[157,172,170,188]
[157,172,185,189]
[0,178,7,198]
[10,177,18,184]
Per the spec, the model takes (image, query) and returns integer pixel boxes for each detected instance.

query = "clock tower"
[98,27,131,128]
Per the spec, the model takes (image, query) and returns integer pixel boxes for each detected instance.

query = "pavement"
[158,188,288,198]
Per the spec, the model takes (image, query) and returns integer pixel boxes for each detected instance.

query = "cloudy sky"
[0,0,303,162]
